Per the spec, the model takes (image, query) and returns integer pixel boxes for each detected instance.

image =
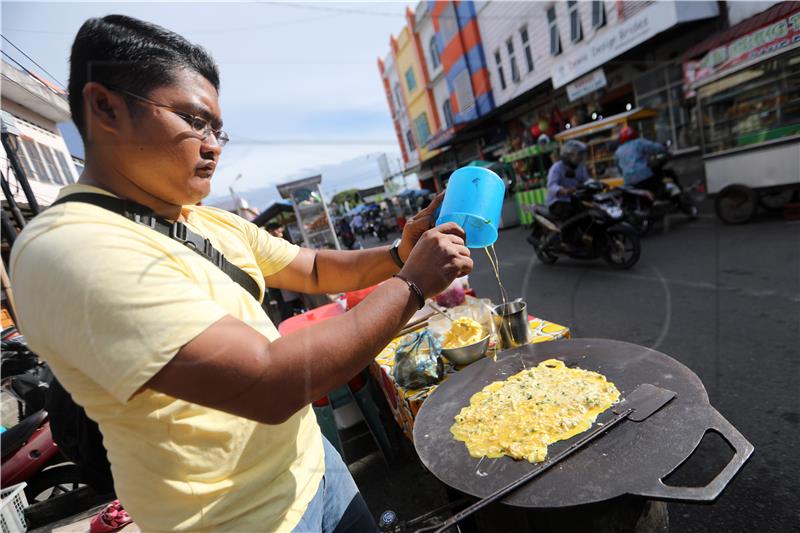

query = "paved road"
[464,211,799,532]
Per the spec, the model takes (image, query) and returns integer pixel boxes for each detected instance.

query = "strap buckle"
[132,213,157,229]
[170,221,188,243]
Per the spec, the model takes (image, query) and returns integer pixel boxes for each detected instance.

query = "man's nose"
[200,134,223,159]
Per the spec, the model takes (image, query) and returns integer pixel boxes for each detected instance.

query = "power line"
[1,34,66,89]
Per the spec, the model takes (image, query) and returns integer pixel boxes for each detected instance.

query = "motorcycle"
[0,334,107,526]
[369,219,389,242]
[527,181,641,269]
[617,153,700,235]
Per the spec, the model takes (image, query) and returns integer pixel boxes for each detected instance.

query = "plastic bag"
[393,329,444,389]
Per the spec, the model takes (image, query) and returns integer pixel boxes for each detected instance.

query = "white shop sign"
[551,1,718,88]
[566,68,608,102]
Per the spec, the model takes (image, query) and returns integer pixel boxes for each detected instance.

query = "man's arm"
[146,223,472,425]
[265,194,444,294]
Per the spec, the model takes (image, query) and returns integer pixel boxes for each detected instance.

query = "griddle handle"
[638,407,754,502]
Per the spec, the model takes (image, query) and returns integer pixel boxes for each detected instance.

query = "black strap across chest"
[51,193,261,302]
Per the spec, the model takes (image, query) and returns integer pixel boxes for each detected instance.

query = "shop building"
[1,58,77,211]
[378,54,415,169]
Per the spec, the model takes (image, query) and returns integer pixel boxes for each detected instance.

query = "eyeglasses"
[109,86,229,147]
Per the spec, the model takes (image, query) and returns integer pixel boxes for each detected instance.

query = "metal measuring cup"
[492,299,531,349]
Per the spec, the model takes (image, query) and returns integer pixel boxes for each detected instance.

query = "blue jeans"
[292,438,376,533]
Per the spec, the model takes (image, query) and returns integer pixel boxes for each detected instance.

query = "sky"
[1,1,415,206]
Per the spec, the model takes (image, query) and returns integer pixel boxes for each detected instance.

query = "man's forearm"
[310,246,400,293]
[220,277,418,423]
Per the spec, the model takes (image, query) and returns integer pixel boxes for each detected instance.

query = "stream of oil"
[484,244,510,361]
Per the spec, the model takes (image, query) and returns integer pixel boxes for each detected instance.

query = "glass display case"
[276,175,341,250]
[697,47,800,155]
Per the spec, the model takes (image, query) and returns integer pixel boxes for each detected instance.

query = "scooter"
[1,337,83,504]
[617,154,700,235]
[527,181,641,269]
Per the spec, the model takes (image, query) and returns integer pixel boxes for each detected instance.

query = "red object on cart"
[278,302,345,336]
[344,284,380,310]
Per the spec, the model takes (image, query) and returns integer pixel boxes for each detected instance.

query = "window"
[53,150,76,184]
[18,138,52,183]
[547,6,562,56]
[429,36,441,71]
[405,130,416,151]
[39,144,66,184]
[454,70,475,113]
[405,68,417,93]
[634,64,704,150]
[442,98,454,129]
[494,50,507,90]
[592,0,606,29]
[506,39,520,83]
[520,26,534,73]
[414,113,432,145]
[393,82,404,111]
[568,1,583,43]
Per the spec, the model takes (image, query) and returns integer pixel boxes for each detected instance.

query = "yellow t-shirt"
[10,184,324,532]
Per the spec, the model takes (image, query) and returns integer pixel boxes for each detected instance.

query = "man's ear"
[82,82,126,138]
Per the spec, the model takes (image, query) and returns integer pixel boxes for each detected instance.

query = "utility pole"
[229,173,243,217]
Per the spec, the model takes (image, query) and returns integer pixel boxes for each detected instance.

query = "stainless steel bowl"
[441,335,490,366]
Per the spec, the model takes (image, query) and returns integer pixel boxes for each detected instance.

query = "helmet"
[619,126,639,145]
[560,140,587,166]
[537,133,551,146]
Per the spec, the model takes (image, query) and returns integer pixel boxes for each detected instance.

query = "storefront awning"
[683,2,800,61]
[683,3,800,89]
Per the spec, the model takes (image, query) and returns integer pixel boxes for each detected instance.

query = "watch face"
[393,238,402,248]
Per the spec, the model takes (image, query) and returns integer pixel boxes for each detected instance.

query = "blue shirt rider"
[546,140,591,220]
[614,126,668,188]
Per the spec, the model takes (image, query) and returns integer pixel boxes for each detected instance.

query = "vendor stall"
[683,5,800,223]
[370,307,570,440]
[499,143,559,226]
[554,107,658,187]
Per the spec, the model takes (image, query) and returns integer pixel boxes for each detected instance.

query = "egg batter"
[451,359,620,463]
[443,317,486,349]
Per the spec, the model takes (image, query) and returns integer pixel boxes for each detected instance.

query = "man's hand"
[398,193,444,262]
[559,186,577,196]
[399,222,473,299]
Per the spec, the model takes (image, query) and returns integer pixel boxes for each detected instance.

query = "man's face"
[112,69,223,206]
[268,227,284,238]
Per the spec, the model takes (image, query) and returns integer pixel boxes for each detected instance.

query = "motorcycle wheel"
[679,195,700,219]
[603,227,641,270]
[715,185,757,224]
[528,227,558,265]
[24,464,84,503]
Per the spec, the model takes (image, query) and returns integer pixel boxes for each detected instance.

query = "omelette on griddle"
[451,359,620,463]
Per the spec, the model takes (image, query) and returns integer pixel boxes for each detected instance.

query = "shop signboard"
[684,9,800,89]
[551,1,718,88]
[566,69,608,102]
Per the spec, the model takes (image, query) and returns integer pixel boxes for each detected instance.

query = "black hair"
[68,14,220,137]
[266,223,282,231]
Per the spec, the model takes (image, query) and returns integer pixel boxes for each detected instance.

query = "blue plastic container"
[436,166,505,248]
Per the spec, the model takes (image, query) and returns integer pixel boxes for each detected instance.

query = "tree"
[331,189,360,206]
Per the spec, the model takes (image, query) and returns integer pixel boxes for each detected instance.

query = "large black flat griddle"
[413,338,753,508]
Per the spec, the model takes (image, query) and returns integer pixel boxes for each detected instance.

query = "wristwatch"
[389,238,404,268]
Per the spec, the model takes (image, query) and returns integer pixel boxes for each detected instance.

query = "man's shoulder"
[11,202,164,269]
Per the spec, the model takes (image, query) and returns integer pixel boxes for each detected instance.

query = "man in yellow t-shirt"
[10,15,472,532]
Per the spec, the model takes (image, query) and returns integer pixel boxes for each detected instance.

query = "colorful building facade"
[379,1,495,185]
[430,1,494,125]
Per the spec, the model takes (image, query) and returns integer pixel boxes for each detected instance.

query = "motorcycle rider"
[545,140,591,219]
[614,126,668,193]
[535,140,591,247]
